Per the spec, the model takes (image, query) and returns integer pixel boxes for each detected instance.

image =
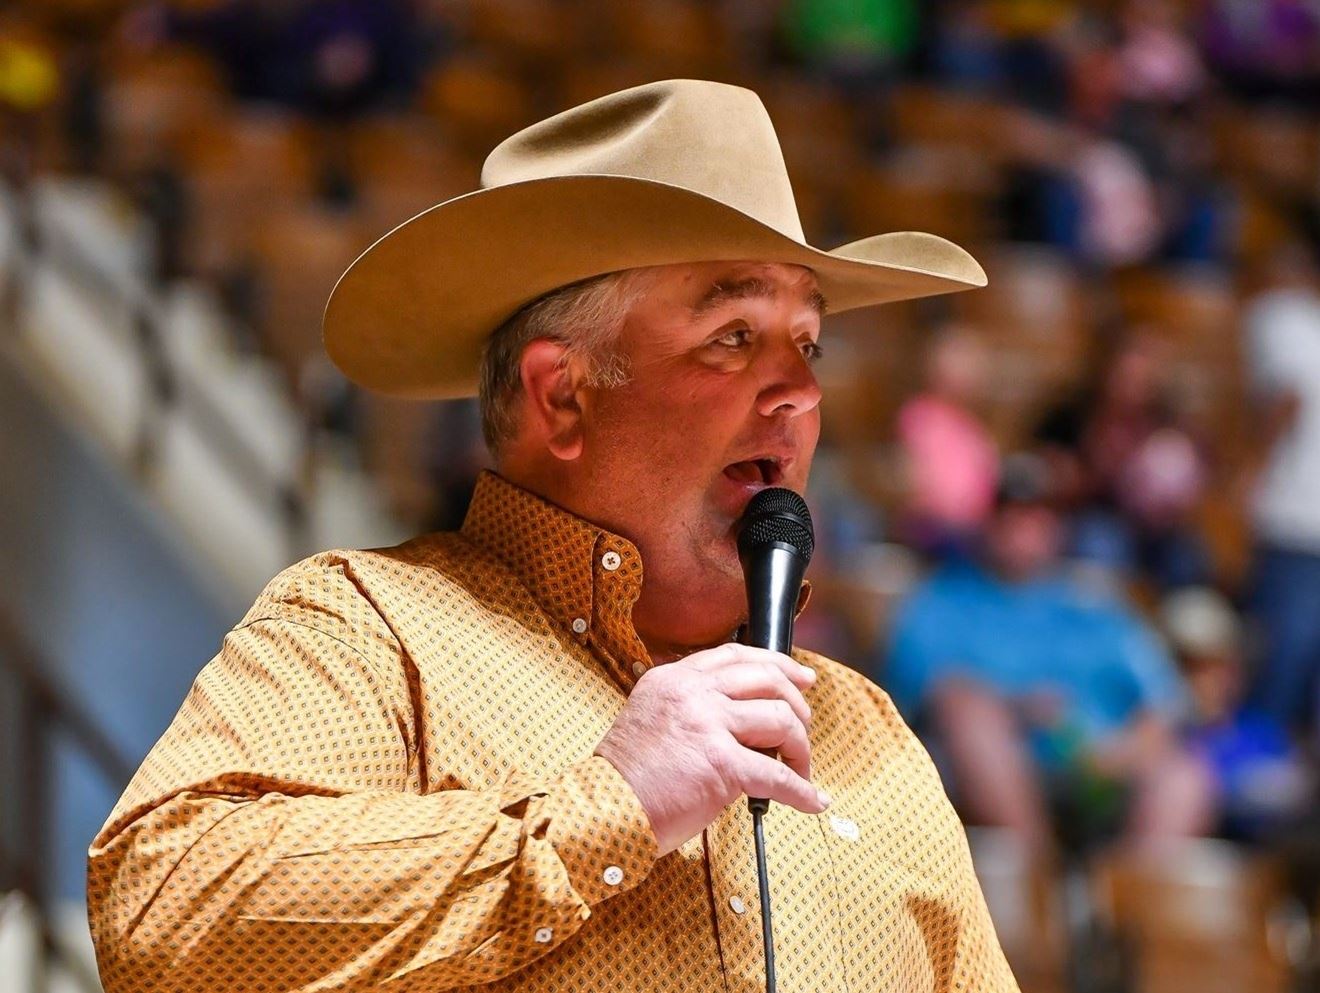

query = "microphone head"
[736,487,815,565]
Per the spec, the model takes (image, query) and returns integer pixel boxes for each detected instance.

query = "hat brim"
[323,174,987,399]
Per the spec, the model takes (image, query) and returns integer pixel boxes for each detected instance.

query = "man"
[894,321,998,555]
[885,456,1212,855]
[1244,237,1320,744]
[88,79,1017,992]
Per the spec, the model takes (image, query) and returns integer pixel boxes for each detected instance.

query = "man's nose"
[755,340,823,418]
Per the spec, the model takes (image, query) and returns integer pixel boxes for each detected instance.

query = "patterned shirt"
[88,471,1019,993]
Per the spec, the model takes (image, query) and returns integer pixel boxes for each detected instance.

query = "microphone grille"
[737,487,815,563]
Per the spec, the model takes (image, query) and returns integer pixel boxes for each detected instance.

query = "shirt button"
[601,551,622,571]
[830,815,861,841]
[571,618,588,634]
[534,927,553,943]
[631,661,647,677]
[729,896,747,915]
[602,865,624,886]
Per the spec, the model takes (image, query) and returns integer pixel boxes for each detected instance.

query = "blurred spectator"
[1071,135,1161,267]
[1244,239,1320,744]
[1111,0,1224,265]
[1161,587,1313,842]
[781,0,920,77]
[985,0,1077,117]
[122,0,425,118]
[983,0,1226,266]
[1035,331,1213,588]
[883,454,1213,856]
[779,0,920,147]
[0,28,59,116]
[894,322,998,556]
[1116,0,1205,107]
[0,16,58,320]
[1200,0,1320,106]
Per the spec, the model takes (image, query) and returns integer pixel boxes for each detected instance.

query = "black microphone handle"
[742,542,807,655]
[741,541,808,814]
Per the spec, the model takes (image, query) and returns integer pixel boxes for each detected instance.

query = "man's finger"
[713,663,811,727]
[737,749,828,814]
[725,700,811,780]
[690,645,816,690]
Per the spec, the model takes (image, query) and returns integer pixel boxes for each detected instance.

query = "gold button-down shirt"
[88,472,1018,993]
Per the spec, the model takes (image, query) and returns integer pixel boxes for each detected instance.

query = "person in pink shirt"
[896,323,1000,554]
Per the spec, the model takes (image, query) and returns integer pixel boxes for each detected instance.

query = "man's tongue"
[725,460,764,485]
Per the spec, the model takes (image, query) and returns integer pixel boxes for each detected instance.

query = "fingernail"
[817,788,832,808]
[799,663,816,680]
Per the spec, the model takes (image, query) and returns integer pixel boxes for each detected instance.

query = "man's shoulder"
[237,531,508,635]
[793,647,911,742]
[794,647,875,695]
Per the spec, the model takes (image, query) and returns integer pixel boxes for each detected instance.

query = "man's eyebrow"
[690,277,828,318]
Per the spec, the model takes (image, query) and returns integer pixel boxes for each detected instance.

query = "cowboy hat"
[323,78,987,399]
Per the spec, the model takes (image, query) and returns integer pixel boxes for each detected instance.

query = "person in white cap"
[89,79,1017,993]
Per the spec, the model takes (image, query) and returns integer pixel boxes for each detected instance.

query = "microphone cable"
[748,796,776,993]
[736,486,815,993]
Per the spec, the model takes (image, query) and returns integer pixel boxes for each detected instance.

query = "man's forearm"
[89,756,654,992]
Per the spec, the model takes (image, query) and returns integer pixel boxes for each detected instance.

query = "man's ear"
[519,339,586,461]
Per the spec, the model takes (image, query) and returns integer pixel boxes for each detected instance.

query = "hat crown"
[482,79,805,243]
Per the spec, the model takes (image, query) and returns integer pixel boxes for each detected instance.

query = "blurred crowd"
[772,0,1320,864]
[4,0,1320,979]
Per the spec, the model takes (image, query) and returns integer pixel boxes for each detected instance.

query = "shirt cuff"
[543,755,658,906]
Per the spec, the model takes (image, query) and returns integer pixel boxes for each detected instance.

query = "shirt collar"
[460,471,653,691]
[459,470,812,691]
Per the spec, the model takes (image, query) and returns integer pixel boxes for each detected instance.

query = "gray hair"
[478,269,651,456]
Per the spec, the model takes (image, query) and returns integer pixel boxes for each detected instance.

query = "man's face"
[986,504,1062,582]
[572,261,824,650]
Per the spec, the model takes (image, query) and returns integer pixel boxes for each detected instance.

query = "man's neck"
[496,463,743,660]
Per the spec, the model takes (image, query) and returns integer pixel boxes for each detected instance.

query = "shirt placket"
[585,533,651,692]
[705,797,850,993]
[704,804,768,993]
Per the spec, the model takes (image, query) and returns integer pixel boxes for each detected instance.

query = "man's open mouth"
[723,458,785,487]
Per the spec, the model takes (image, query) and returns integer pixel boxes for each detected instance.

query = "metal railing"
[0,600,134,993]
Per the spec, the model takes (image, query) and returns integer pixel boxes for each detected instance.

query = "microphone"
[736,487,815,813]
[736,487,815,993]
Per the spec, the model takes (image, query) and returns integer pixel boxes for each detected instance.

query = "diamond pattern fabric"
[88,471,1018,993]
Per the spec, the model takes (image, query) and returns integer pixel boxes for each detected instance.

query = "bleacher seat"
[357,393,442,529]
[419,54,538,156]
[953,244,1089,446]
[100,45,226,179]
[250,201,369,401]
[890,84,1012,165]
[602,0,732,79]
[966,827,1069,993]
[176,107,319,278]
[1213,106,1320,200]
[1091,840,1292,993]
[555,61,676,112]
[463,0,589,74]
[341,114,480,232]
[845,152,994,253]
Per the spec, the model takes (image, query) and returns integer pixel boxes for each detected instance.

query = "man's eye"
[715,327,752,348]
[802,341,824,363]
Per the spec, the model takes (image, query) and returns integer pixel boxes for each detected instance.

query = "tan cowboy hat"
[323,78,987,399]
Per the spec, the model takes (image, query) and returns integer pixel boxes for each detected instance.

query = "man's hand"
[595,644,830,856]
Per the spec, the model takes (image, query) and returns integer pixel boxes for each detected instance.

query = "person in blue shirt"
[884,456,1215,855]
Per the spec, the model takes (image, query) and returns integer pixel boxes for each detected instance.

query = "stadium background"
[1,1,1319,991]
